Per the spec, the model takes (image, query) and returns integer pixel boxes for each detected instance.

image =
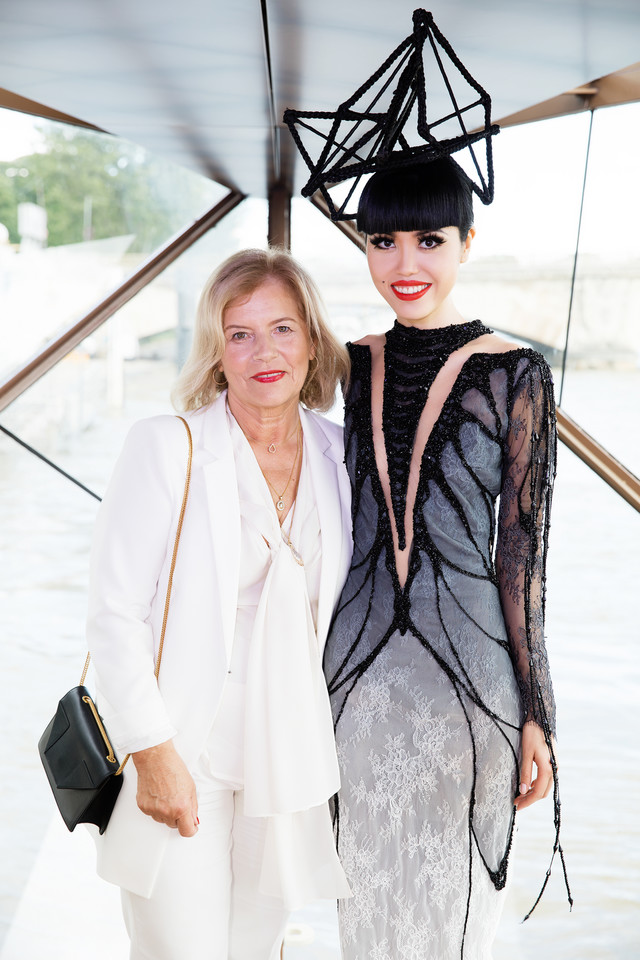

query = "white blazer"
[86,394,352,897]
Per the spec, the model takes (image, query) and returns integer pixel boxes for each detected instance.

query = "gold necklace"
[262,426,301,514]
[281,492,304,566]
[244,420,299,454]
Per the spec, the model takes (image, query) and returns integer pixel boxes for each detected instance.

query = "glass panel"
[0,198,267,950]
[559,102,640,476]
[293,114,592,378]
[494,442,640,959]
[457,112,591,368]
[291,197,386,344]
[1,195,267,466]
[0,108,228,383]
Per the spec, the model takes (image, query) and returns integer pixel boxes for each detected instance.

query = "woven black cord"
[0,423,102,501]
[283,8,499,219]
[425,30,490,193]
[322,47,414,172]
[285,34,415,195]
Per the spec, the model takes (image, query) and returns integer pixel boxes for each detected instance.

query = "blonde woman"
[87,248,351,959]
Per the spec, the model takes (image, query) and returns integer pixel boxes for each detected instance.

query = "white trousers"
[121,784,290,960]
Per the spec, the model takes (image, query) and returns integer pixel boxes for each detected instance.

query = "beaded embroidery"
[324,329,571,959]
[383,319,491,549]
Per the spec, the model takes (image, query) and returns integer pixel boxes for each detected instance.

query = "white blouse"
[197,409,350,908]
[229,409,322,681]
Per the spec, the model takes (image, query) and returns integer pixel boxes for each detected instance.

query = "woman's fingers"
[514,727,535,807]
[514,768,552,810]
[132,740,199,834]
[176,810,199,838]
[514,723,555,811]
[518,752,534,801]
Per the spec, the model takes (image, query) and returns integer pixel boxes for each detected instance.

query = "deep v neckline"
[367,320,490,591]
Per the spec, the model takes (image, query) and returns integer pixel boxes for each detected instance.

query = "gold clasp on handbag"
[82,695,117,764]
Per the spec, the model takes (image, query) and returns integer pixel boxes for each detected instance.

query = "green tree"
[0,122,218,250]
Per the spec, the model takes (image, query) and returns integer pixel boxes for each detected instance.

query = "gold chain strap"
[80,416,193,775]
[154,417,193,679]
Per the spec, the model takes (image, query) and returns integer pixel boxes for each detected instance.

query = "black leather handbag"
[38,684,126,834]
[38,416,192,834]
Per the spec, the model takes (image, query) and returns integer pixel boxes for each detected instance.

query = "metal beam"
[268,183,291,250]
[259,0,280,184]
[556,408,640,512]
[497,61,640,128]
[0,86,106,131]
[311,191,365,251]
[309,193,640,512]
[0,190,245,413]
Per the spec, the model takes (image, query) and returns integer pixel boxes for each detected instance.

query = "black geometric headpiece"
[283,9,499,221]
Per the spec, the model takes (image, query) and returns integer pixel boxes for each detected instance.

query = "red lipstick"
[252,371,286,383]
[390,282,432,301]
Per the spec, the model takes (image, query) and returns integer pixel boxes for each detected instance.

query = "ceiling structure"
[0,0,639,199]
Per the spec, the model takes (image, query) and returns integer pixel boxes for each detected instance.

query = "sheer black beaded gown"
[324,319,559,960]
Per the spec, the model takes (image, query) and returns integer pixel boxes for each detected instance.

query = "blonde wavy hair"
[172,248,349,413]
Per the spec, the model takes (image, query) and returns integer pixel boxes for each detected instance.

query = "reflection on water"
[0,366,638,958]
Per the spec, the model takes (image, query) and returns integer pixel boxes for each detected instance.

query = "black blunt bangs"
[356,158,474,238]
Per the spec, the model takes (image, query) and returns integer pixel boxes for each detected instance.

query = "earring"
[213,367,227,387]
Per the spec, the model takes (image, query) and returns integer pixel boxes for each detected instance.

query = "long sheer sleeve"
[496,355,557,737]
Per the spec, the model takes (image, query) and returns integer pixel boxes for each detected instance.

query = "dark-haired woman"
[323,158,559,959]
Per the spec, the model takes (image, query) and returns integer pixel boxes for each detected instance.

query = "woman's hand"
[514,722,555,811]
[132,740,199,837]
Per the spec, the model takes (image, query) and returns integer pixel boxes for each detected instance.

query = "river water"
[0,364,638,958]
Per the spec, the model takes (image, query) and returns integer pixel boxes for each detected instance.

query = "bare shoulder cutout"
[370,333,480,590]
[353,333,384,348]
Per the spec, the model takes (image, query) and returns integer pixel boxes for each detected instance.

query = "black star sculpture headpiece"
[283,9,499,221]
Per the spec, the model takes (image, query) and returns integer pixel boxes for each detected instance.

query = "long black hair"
[356,157,474,238]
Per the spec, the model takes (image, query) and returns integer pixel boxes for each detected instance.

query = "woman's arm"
[87,416,186,754]
[89,417,200,830]
[495,355,558,807]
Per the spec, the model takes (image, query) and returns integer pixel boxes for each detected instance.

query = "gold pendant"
[276,498,285,511]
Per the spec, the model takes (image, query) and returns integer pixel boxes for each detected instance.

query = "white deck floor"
[0,815,341,960]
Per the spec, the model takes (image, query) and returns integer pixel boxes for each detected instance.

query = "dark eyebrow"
[369,229,447,238]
